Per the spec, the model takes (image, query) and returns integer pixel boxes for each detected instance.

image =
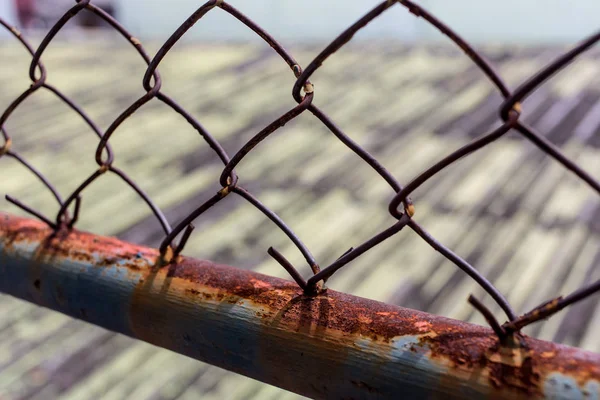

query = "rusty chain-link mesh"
[1,0,599,345]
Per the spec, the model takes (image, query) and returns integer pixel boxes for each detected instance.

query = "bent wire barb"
[0,0,600,352]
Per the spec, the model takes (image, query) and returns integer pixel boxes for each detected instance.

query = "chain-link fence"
[1,0,599,350]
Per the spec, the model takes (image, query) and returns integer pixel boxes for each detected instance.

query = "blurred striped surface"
[0,40,599,399]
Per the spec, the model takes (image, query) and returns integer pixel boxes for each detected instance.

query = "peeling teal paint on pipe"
[1,213,600,399]
[0,230,273,386]
[0,236,142,336]
[543,373,600,400]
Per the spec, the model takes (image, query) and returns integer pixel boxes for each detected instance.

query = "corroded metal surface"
[1,213,598,399]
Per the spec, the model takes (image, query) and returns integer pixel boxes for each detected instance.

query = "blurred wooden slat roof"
[0,39,599,399]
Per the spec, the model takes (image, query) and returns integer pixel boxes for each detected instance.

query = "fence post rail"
[0,212,598,399]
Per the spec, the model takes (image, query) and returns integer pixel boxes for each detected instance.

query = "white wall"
[116,0,600,44]
[0,0,17,36]
[1,0,599,44]
[115,0,418,43]
[420,1,600,44]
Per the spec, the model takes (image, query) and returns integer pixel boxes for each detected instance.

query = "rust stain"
[169,258,429,341]
[419,327,600,397]
[0,213,159,276]
[415,321,432,332]
[486,346,532,368]
[249,278,271,290]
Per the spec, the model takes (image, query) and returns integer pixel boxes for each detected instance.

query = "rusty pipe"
[0,213,598,399]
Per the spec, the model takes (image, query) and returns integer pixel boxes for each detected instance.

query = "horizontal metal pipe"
[0,212,598,399]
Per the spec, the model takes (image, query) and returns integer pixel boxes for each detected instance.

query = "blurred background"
[0,1,599,399]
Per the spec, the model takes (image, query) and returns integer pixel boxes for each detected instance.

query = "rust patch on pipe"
[0,213,158,273]
[162,257,600,397]
[170,258,445,340]
[418,325,600,395]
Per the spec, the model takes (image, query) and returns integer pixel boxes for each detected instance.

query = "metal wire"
[1,0,599,345]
